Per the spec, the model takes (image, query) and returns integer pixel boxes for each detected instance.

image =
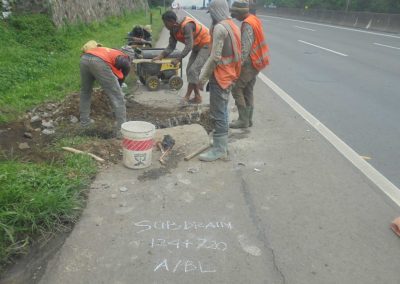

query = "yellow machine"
[132,48,183,91]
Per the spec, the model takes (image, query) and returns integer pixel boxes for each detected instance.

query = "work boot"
[229,106,249,129]
[199,135,228,162]
[189,95,202,104]
[248,106,254,127]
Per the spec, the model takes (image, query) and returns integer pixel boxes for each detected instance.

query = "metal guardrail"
[259,7,400,34]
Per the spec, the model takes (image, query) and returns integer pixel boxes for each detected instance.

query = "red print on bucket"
[122,138,154,151]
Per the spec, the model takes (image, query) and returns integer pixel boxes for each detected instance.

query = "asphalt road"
[187,9,400,189]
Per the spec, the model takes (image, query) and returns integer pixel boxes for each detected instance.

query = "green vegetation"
[265,0,400,13]
[0,9,163,123]
[0,156,97,268]
[0,9,163,271]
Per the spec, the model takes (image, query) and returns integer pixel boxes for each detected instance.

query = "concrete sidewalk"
[39,26,400,284]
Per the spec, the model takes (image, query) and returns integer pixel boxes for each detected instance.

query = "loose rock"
[30,115,41,123]
[119,186,128,192]
[42,120,54,129]
[18,142,30,150]
[42,129,55,135]
[70,115,79,124]
[24,132,33,139]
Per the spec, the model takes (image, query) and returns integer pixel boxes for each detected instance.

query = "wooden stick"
[62,147,105,163]
[159,147,173,165]
[184,144,210,161]
[156,141,165,154]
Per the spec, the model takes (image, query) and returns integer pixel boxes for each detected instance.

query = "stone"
[18,142,30,150]
[42,120,54,128]
[24,132,33,139]
[42,129,55,135]
[119,186,128,192]
[70,115,79,124]
[30,115,41,123]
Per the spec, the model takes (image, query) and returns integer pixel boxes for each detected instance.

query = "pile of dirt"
[0,89,211,165]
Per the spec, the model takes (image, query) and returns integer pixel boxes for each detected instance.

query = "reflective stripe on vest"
[243,14,269,71]
[213,19,242,90]
[85,47,128,79]
[175,17,211,48]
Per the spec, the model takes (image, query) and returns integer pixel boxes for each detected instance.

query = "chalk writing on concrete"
[134,220,233,234]
[154,259,217,273]
[150,238,228,251]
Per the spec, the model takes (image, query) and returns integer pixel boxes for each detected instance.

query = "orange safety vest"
[213,19,242,90]
[243,14,269,71]
[174,17,211,48]
[85,47,128,79]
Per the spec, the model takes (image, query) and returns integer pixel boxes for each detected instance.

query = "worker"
[153,10,211,104]
[197,0,241,161]
[79,40,133,138]
[127,25,152,47]
[229,0,269,129]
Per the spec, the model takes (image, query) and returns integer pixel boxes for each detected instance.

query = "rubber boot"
[248,106,254,127]
[230,106,249,129]
[199,135,228,162]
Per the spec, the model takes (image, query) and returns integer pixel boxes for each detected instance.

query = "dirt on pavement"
[0,89,211,165]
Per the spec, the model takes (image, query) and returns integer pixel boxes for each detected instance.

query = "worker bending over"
[80,40,133,137]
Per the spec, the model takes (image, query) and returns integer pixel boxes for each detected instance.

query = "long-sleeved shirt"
[162,22,196,59]
[199,23,227,85]
[241,22,254,67]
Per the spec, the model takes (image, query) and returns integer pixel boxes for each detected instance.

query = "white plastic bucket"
[121,121,156,169]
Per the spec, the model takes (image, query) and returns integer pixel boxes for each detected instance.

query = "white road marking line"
[374,42,400,50]
[294,25,315,31]
[258,72,400,207]
[298,39,348,56]
[185,9,400,208]
[258,15,400,39]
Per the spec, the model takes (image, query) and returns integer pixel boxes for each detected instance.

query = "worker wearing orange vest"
[230,0,270,129]
[80,41,133,137]
[153,11,211,104]
[197,0,242,162]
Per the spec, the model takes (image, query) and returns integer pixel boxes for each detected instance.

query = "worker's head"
[208,0,230,25]
[162,11,178,31]
[230,0,250,21]
[81,40,102,52]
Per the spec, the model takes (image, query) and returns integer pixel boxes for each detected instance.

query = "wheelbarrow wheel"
[146,76,160,91]
[169,75,183,90]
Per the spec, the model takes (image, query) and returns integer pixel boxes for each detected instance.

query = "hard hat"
[82,40,102,52]
[143,25,152,33]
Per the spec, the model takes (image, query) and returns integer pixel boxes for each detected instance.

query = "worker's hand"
[171,58,180,66]
[152,55,163,61]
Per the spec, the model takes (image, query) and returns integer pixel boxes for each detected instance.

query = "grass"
[0,155,97,268]
[0,9,164,271]
[0,9,163,123]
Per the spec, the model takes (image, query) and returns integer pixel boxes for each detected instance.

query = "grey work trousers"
[186,45,209,84]
[209,77,230,138]
[231,64,259,108]
[79,54,126,130]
